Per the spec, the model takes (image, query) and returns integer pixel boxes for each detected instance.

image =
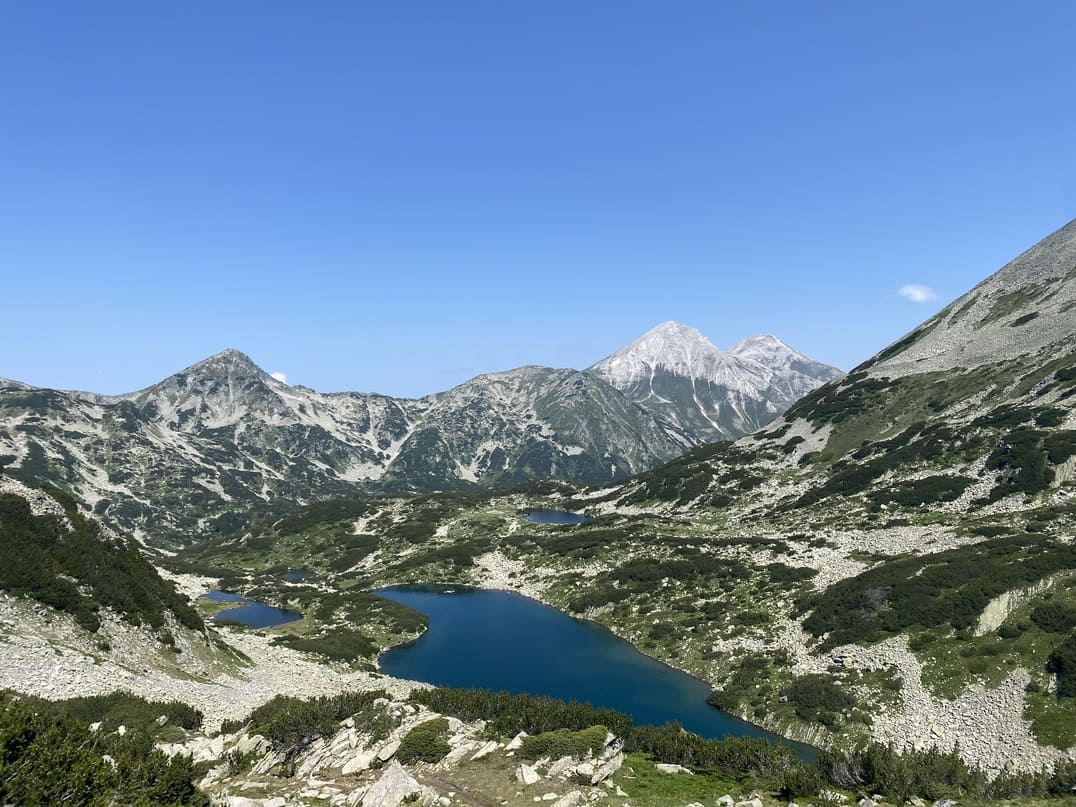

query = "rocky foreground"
[163,697,783,807]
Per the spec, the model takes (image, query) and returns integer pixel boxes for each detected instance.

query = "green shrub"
[222,691,392,760]
[1031,602,1076,634]
[800,536,1076,649]
[0,491,203,633]
[520,725,608,760]
[1047,634,1076,698]
[396,717,451,763]
[783,675,856,730]
[0,691,208,806]
[273,630,378,661]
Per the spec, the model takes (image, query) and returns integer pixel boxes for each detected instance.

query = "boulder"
[517,763,542,785]
[734,799,762,807]
[470,740,500,761]
[547,756,576,779]
[362,760,422,807]
[506,731,528,751]
[590,752,623,784]
[235,734,269,757]
[551,792,584,807]
[377,739,401,762]
[342,749,377,775]
[717,796,735,807]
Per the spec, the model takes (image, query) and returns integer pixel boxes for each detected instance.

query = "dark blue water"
[202,590,303,629]
[524,510,589,525]
[377,586,813,759]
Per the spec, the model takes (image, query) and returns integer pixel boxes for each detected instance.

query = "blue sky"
[2,2,1074,397]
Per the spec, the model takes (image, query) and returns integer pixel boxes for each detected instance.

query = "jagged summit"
[589,321,725,387]
[587,322,842,443]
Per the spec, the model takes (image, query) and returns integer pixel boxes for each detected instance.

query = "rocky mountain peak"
[588,321,726,387]
[588,322,843,443]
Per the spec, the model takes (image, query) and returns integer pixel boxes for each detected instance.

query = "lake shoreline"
[373,579,818,760]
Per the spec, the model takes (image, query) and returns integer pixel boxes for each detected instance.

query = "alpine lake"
[377,585,815,760]
[203,514,812,759]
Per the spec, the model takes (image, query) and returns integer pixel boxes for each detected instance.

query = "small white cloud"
[898,284,938,303]
[270,371,288,384]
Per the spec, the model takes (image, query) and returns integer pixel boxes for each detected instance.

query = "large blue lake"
[377,586,812,758]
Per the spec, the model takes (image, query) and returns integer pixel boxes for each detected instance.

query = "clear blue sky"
[2,2,1074,397]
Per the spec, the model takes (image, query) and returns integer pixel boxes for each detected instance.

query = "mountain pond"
[523,510,589,525]
[377,585,814,759]
[202,590,303,629]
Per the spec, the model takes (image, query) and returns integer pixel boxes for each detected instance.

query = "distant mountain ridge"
[0,326,837,546]
[589,321,843,442]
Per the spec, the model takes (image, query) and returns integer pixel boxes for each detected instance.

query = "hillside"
[176,218,1076,777]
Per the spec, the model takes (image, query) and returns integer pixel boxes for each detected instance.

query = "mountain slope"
[588,322,842,443]
[0,353,683,545]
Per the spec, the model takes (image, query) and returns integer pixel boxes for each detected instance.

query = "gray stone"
[471,740,500,761]
[590,752,623,784]
[362,760,422,807]
[547,756,576,779]
[506,731,528,751]
[377,739,401,762]
[551,792,584,807]
[517,763,542,786]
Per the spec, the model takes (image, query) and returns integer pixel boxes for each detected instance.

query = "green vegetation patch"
[272,629,378,662]
[0,490,203,633]
[782,675,856,730]
[799,536,1076,649]
[520,725,609,759]
[397,717,451,763]
[0,690,208,806]
[983,428,1076,502]
[866,475,975,508]
[221,690,393,762]
[1047,633,1076,698]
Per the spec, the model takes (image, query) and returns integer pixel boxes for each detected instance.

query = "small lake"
[377,586,813,759]
[202,590,303,629]
[280,569,316,582]
[524,510,588,525]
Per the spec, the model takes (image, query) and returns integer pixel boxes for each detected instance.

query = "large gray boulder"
[362,760,422,807]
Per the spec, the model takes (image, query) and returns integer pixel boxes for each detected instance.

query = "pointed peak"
[167,349,269,383]
[639,320,710,340]
[205,348,258,365]
[728,333,796,356]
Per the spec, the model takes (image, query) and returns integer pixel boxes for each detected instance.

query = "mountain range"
[0,326,839,545]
